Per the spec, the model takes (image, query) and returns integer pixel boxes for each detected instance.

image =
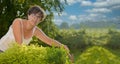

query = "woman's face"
[28,13,42,26]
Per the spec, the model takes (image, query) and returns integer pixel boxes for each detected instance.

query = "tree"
[0,0,67,38]
[59,22,69,29]
[70,23,80,29]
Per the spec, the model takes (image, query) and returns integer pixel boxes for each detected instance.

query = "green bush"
[56,29,87,50]
[56,29,120,50]
[76,46,120,64]
[0,44,71,64]
[106,29,120,49]
[84,31,109,46]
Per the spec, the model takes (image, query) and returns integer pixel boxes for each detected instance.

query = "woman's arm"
[34,27,69,50]
[34,27,63,47]
[34,27,74,62]
[12,18,23,45]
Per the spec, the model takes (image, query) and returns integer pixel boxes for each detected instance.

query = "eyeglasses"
[32,14,43,21]
[33,14,41,18]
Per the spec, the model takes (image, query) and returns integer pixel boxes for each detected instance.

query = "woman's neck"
[25,20,35,31]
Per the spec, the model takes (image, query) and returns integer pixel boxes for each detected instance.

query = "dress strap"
[32,26,36,35]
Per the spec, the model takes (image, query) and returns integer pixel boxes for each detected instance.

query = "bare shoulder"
[13,18,22,23]
[12,18,22,27]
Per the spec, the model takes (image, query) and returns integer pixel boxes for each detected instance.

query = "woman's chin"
[30,23,36,26]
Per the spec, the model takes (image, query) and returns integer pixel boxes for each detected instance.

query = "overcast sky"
[53,0,120,25]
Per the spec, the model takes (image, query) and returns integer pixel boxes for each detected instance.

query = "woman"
[0,5,70,53]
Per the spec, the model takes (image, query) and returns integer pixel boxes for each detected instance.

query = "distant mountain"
[80,21,120,29]
[57,21,120,29]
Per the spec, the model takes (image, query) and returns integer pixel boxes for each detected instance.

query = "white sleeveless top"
[0,19,36,51]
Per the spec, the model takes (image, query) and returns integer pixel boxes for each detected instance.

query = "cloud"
[89,13,106,18]
[54,0,120,25]
[93,1,108,7]
[79,0,120,8]
[65,0,85,5]
[86,8,112,13]
[60,0,66,2]
[60,12,68,16]
[66,0,77,5]
[69,15,77,20]
[53,19,64,25]
[81,1,92,6]
[62,0,120,7]
[112,16,120,21]
[110,5,120,10]
[89,14,99,17]
[53,12,68,25]
[107,0,120,6]
[78,13,107,22]
[61,0,92,6]
[93,0,120,7]
[54,12,68,16]
[54,13,59,16]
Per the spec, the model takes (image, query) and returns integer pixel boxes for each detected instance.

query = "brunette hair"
[27,5,46,21]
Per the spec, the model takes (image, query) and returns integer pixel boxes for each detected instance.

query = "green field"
[58,28,120,64]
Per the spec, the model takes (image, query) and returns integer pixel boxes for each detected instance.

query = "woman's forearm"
[50,39,63,47]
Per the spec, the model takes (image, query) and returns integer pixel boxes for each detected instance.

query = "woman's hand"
[63,45,70,52]
[63,45,74,63]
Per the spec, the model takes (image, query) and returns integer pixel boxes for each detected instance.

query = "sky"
[53,0,120,25]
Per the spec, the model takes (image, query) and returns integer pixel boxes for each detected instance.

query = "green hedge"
[56,29,120,50]
[56,29,87,51]
[0,44,71,64]
[76,46,120,64]
[106,29,120,49]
